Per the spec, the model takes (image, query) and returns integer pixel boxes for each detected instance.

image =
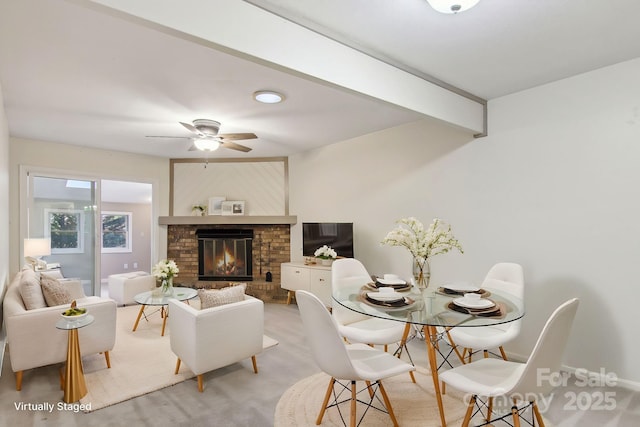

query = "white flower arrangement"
[314,245,338,260]
[152,259,179,281]
[381,217,463,260]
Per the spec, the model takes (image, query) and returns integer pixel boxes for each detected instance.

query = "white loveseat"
[3,268,117,390]
[168,294,264,392]
[108,271,155,306]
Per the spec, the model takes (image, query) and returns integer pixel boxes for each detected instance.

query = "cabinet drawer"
[281,265,310,291]
[310,269,332,306]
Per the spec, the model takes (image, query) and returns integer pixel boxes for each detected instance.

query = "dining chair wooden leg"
[104,351,111,368]
[316,377,335,425]
[350,380,357,427]
[484,350,489,358]
[378,380,399,427]
[445,328,466,364]
[399,322,417,383]
[532,401,546,427]
[499,345,508,360]
[462,395,476,427]
[487,396,493,422]
[174,358,181,374]
[365,380,374,398]
[467,348,473,363]
[251,355,258,373]
[197,374,204,392]
[512,405,521,427]
[15,371,23,391]
[384,344,388,352]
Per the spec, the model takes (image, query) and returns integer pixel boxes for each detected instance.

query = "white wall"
[9,138,170,278]
[289,57,640,385]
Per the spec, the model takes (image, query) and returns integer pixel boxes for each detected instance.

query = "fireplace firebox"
[197,229,253,281]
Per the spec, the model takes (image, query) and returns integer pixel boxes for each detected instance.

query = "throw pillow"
[19,268,47,310]
[41,276,73,307]
[40,270,64,281]
[198,283,247,309]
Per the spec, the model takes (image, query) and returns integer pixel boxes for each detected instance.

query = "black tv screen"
[303,222,354,258]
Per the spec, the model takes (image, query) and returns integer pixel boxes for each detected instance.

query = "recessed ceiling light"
[426,0,480,14]
[253,90,284,104]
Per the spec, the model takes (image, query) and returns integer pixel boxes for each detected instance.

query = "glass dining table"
[332,282,525,427]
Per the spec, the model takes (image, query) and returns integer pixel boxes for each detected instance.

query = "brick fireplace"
[166,223,291,303]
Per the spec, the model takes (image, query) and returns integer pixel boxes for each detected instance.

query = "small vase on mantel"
[319,258,334,266]
[413,257,431,291]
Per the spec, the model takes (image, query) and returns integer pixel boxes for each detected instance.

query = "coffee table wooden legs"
[132,304,146,332]
[132,304,168,336]
[425,325,447,427]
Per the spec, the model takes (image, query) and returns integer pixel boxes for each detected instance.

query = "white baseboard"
[506,350,640,392]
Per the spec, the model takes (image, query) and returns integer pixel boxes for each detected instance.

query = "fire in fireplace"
[196,229,253,281]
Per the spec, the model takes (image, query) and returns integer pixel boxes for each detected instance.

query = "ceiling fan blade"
[217,133,257,141]
[187,143,198,151]
[179,121,204,136]
[221,141,252,152]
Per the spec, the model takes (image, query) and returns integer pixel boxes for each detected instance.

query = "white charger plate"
[443,282,480,292]
[453,297,495,309]
[367,291,405,302]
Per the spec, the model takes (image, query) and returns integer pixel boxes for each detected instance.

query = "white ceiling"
[1,0,640,160]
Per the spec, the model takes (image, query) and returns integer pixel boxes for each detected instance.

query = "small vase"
[413,257,431,290]
[320,258,334,266]
[162,277,174,296]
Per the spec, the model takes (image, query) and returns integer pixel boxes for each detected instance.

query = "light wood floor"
[0,303,636,426]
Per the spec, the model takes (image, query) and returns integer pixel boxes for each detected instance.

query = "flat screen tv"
[303,222,354,258]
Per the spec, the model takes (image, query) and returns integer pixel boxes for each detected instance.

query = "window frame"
[44,208,85,254]
[101,211,133,253]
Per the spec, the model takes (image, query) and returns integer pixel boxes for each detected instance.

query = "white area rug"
[274,367,468,427]
[79,304,278,412]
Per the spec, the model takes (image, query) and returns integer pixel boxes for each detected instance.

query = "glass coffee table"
[132,287,198,336]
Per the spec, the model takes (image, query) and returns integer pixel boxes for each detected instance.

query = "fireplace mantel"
[159,215,297,226]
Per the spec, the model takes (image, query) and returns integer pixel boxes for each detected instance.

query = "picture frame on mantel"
[208,196,226,215]
[221,201,245,216]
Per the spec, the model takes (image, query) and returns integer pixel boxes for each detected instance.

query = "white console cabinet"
[281,262,332,307]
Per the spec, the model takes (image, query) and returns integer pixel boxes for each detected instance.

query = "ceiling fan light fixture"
[253,90,284,104]
[194,138,220,151]
[426,0,480,14]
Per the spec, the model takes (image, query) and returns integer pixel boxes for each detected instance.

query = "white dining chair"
[332,258,416,381]
[296,290,416,427]
[440,297,579,427]
[332,258,410,347]
[447,262,525,362]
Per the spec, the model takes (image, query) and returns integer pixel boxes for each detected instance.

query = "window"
[101,211,132,253]
[45,209,84,254]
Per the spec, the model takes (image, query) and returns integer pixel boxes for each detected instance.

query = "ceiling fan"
[146,119,257,152]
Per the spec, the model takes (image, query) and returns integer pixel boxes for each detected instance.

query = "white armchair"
[3,269,117,390]
[168,295,264,392]
[108,271,155,306]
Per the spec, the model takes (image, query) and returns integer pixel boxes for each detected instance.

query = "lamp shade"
[24,238,51,257]
[427,0,480,14]
[193,138,220,151]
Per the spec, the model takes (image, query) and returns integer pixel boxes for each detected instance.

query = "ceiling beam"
[86,0,486,135]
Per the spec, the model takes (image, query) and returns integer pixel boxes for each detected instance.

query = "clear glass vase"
[413,257,431,290]
[161,277,174,296]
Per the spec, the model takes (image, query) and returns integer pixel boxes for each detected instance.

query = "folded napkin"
[364,294,411,308]
[371,281,410,290]
[438,287,490,297]
[447,301,506,318]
